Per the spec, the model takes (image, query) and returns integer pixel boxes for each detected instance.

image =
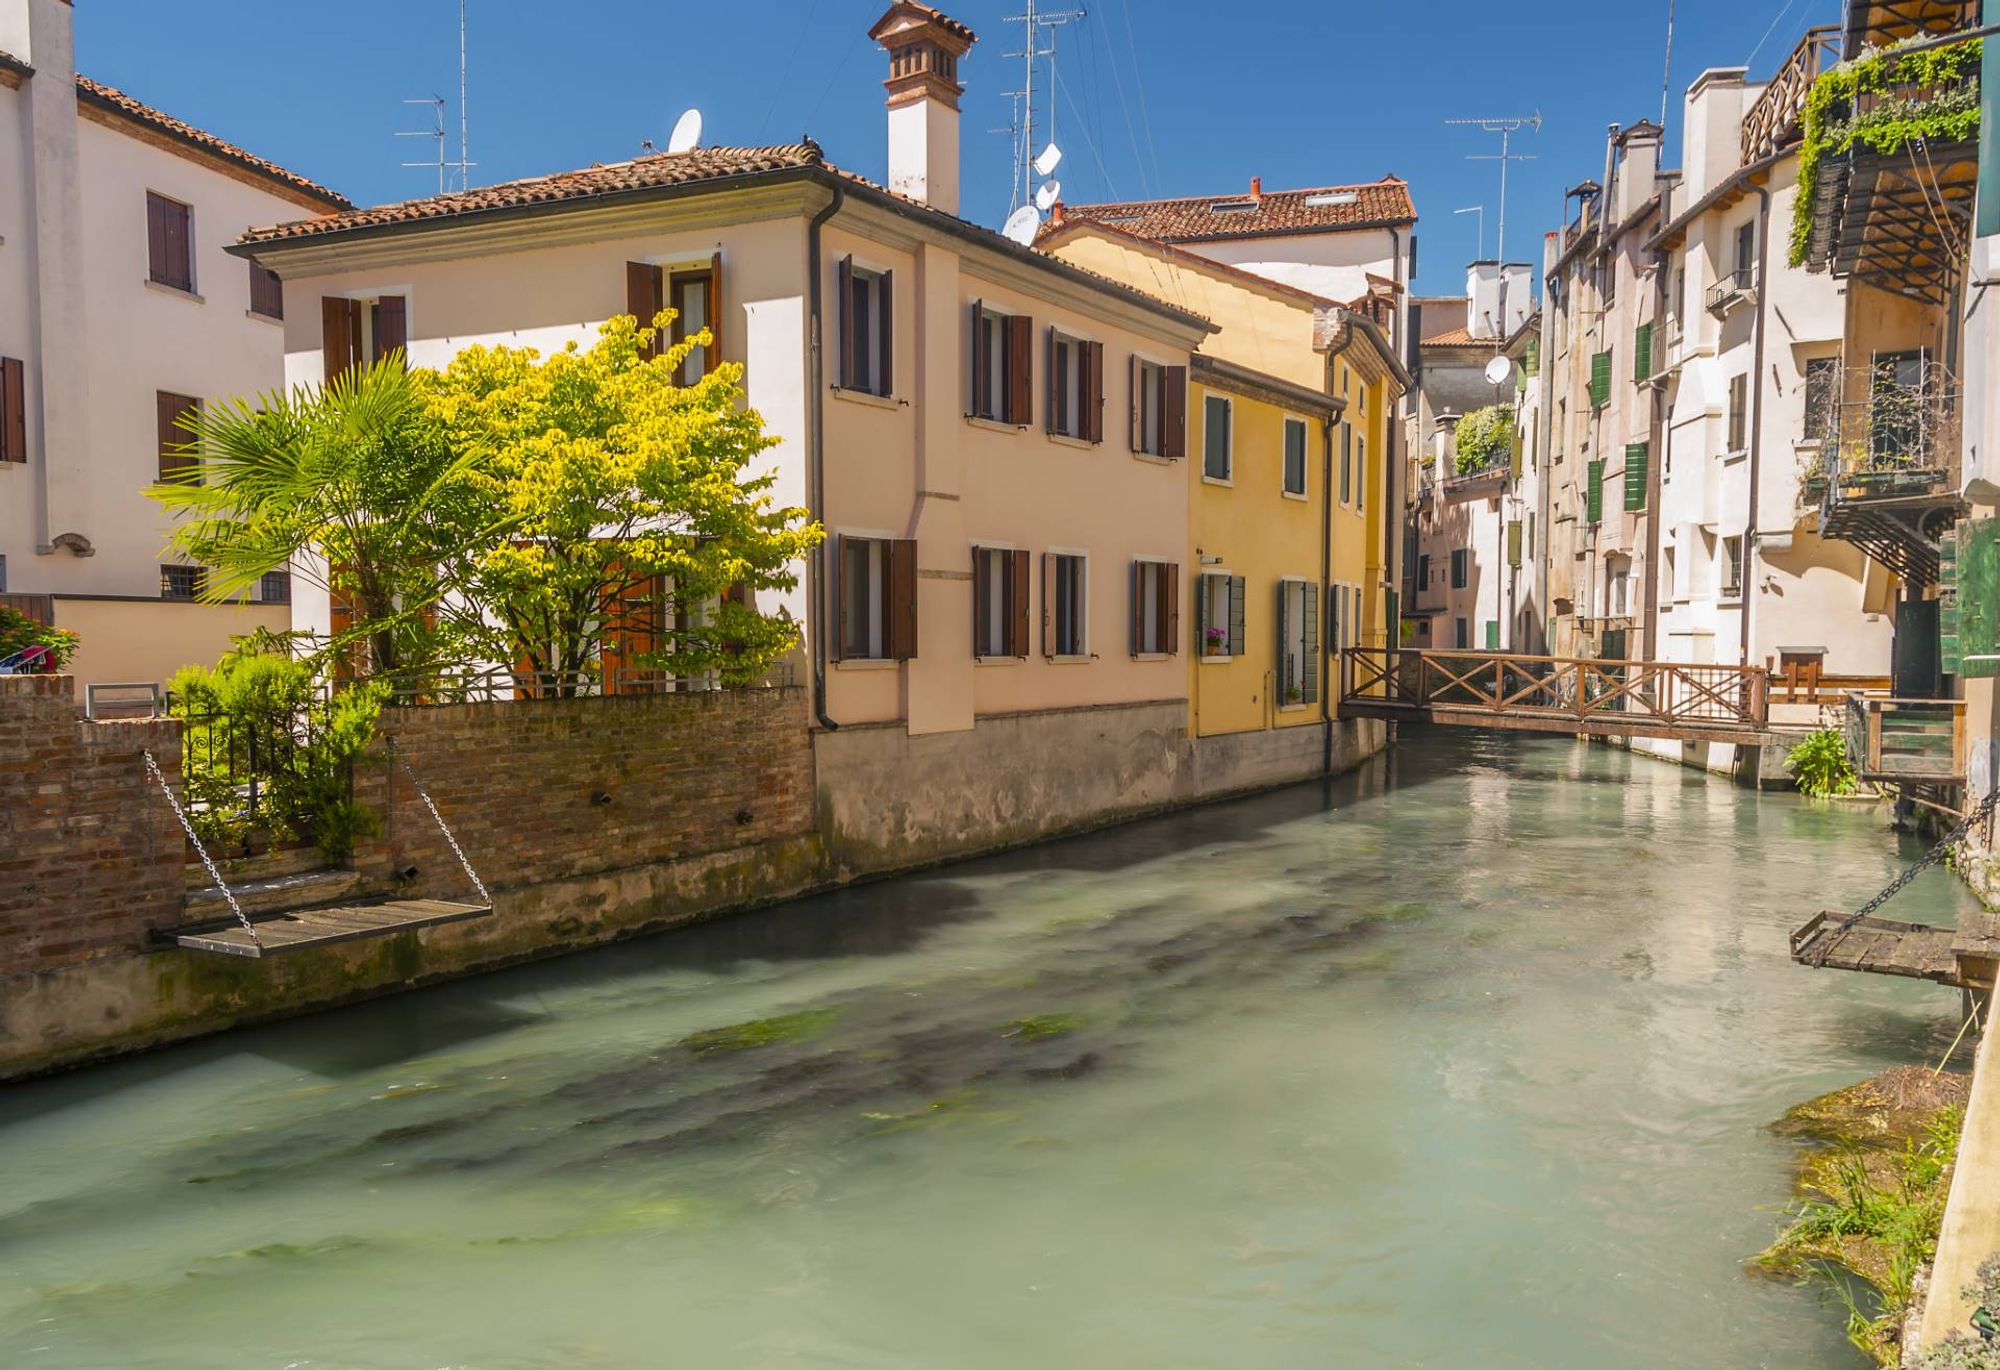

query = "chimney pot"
[869,3,976,215]
[1250,175,1262,201]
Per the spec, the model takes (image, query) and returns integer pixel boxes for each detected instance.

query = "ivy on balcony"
[1453,404,1515,476]
[1787,35,1984,268]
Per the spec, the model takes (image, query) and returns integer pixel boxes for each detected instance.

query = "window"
[1485,620,1500,650]
[1339,424,1352,503]
[669,261,721,386]
[1589,350,1612,407]
[258,570,292,605]
[1045,552,1087,657]
[1202,395,1231,481]
[971,301,1031,423]
[1282,418,1308,496]
[160,564,205,601]
[1727,373,1748,452]
[1450,548,1469,589]
[1129,357,1185,457]
[1195,572,1243,657]
[1275,578,1320,705]
[1130,559,1179,655]
[146,191,193,292]
[1356,436,1366,512]
[972,545,1029,658]
[1508,520,1523,567]
[1586,458,1606,523]
[1454,616,1469,649]
[156,391,200,482]
[248,261,284,320]
[1623,442,1648,512]
[1733,221,1757,288]
[1804,356,1839,443]
[836,535,915,661]
[321,296,407,379]
[0,356,23,463]
[1671,267,1686,328]
[1609,566,1632,618]
[1416,554,1431,598]
[1721,535,1745,599]
[1046,330,1104,441]
[837,257,894,398]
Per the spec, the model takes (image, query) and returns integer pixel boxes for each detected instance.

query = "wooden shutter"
[146,192,169,284]
[1162,365,1187,460]
[886,538,918,660]
[1589,350,1612,406]
[1623,443,1648,512]
[877,270,894,396]
[0,357,23,463]
[373,295,407,363]
[971,302,990,417]
[1586,459,1605,523]
[1227,575,1245,657]
[1274,581,1290,682]
[1041,552,1057,656]
[972,547,990,655]
[1005,314,1033,424]
[164,199,190,291]
[1008,548,1030,657]
[1129,562,1144,655]
[1046,328,1060,433]
[833,536,851,662]
[1083,341,1105,443]
[248,261,284,319]
[1302,582,1320,704]
[1508,520,1524,567]
[156,392,198,482]
[837,257,859,390]
[627,261,664,359]
[1340,426,1352,503]
[1163,562,1180,655]
[321,296,360,381]
[1633,323,1652,381]
[705,253,724,373]
[1128,356,1141,451]
[1194,572,1209,651]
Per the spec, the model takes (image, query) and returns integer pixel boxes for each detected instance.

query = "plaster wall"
[1188,228,1401,314]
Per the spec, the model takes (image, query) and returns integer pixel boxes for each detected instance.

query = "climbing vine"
[1790,36,1984,268]
[1453,404,1516,475]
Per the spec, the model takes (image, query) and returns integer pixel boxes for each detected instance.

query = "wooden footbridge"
[1337,647,1770,745]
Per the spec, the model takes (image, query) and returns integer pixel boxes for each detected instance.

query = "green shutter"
[1623,442,1648,512]
[1955,518,2000,678]
[1589,350,1612,407]
[1942,531,1962,676]
[1485,620,1500,650]
[1510,426,1524,479]
[1524,336,1539,377]
[1507,520,1523,567]
[1586,459,1605,524]
[1633,324,1652,381]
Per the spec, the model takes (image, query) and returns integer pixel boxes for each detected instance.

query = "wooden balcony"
[1846,692,1964,783]
[1742,26,1840,164]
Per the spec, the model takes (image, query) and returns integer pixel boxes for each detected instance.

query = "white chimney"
[1466,261,1503,341]
[869,3,976,216]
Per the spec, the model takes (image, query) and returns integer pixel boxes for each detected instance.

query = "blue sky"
[76,0,1846,294]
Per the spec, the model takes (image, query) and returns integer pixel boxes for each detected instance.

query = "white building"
[0,0,348,689]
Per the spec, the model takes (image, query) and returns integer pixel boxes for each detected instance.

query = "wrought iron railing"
[1820,359,1960,494]
[166,689,338,846]
[1706,266,1757,315]
[372,661,799,706]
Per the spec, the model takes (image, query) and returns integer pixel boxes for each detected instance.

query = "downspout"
[1642,235,1667,662]
[1740,182,1774,674]
[1322,321,1359,775]
[1537,300,1555,651]
[807,181,846,732]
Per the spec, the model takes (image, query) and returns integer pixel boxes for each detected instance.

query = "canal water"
[0,732,1983,1369]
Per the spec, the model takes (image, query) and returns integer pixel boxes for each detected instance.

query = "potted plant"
[1204,627,1227,657]
[1283,686,1303,705]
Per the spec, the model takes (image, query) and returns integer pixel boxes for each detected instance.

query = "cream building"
[0,0,348,689]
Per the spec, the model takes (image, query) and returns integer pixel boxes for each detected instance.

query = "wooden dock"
[174,898,490,958]
[1792,907,2000,989]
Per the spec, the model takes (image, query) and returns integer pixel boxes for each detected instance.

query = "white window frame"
[1201,393,1233,485]
[846,260,893,399]
[836,528,896,664]
[1050,328,1091,441]
[1278,576,1310,705]
[973,542,1019,661]
[1281,416,1309,499]
[1048,547,1090,661]
[971,300,1015,423]
[1133,355,1169,457]
[1133,555,1172,657]
[1198,570,1234,662]
[1720,534,1745,602]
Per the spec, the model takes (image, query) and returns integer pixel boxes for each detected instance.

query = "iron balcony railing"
[1706,266,1757,315]
[1818,359,1961,495]
[372,661,799,705]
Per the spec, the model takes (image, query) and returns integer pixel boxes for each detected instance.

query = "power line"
[1115,0,1161,197]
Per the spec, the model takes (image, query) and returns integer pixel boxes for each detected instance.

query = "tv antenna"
[1001,0,1085,214]
[398,95,449,193]
[395,1,474,193]
[1445,113,1540,267]
[1453,205,1485,261]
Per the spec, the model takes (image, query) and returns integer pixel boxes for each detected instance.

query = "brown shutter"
[146,192,169,284]
[886,538,918,660]
[1163,365,1187,460]
[1163,562,1180,655]
[836,256,857,390]
[833,536,850,662]
[157,392,198,481]
[321,296,358,381]
[626,261,663,359]
[1,357,24,463]
[877,270,894,397]
[705,252,724,373]
[164,199,190,291]
[1084,341,1105,443]
[970,302,989,417]
[1008,549,1030,656]
[1128,355,1141,451]
[1046,327,1060,433]
[1129,561,1143,655]
[1005,314,1033,424]
[373,295,407,363]
[971,547,989,655]
[1040,552,1056,656]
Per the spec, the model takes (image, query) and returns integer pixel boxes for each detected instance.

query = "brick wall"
[0,675,184,971]
[353,686,814,897]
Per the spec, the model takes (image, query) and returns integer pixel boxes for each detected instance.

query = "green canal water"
[0,732,1985,1369]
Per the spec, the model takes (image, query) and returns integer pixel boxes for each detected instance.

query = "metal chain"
[1811,785,2000,966]
[385,737,491,906]
[142,749,261,950]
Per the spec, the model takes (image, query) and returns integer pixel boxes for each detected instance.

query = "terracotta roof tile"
[871,2,976,43]
[241,143,824,243]
[1420,326,1482,347]
[75,76,348,209]
[1052,177,1416,244]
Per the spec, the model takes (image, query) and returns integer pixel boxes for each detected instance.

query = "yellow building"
[1039,219,1407,776]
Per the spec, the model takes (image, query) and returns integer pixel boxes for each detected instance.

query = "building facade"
[0,0,348,688]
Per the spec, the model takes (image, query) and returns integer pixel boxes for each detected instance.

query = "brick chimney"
[869,3,976,215]
[1250,176,1263,203]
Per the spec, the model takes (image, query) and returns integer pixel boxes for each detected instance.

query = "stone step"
[184,867,366,918]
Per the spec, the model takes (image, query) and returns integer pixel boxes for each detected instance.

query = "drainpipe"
[1740,182,1774,674]
[1642,240,1666,663]
[806,182,845,732]
[1322,321,1358,775]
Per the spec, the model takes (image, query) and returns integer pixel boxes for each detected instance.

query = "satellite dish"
[1484,355,1514,385]
[1034,142,1062,177]
[1034,179,1061,211]
[1002,204,1041,247]
[667,108,702,154]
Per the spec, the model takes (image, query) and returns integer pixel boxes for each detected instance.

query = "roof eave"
[1156,215,1416,247]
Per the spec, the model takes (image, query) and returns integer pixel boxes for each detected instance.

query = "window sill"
[144,279,203,304]
[1132,651,1172,662]
[1047,654,1092,665]
[1277,702,1311,713]
[975,655,1026,667]
[1046,431,1098,452]
[832,386,903,410]
[1201,474,1234,489]
[1129,450,1178,466]
[1281,489,1308,502]
[1722,448,1749,465]
[834,657,900,670]
[966,414,1026,435]
[245,309,283,326]
[1197,653,1234,665]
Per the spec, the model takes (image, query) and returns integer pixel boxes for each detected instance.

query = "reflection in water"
[0,731,1979,1369]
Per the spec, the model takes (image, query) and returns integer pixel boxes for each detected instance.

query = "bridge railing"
[1340,647,1769,731]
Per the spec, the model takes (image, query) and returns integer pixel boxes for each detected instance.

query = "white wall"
[1190,228,1400,313]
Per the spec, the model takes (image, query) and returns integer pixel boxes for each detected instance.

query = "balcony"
[1741,26,1840,164]
[1812,359,1964,585]
[1706,266,1757,318]
[1846,692,1964,784]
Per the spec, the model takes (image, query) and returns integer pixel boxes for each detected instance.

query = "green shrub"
[1454,404,1516,475]
[0,606,79,669]
[1788,725,1858,799]
[168,637,384,860]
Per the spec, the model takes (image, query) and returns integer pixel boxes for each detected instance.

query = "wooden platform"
[1790,911,1962,984]
[175,899,490,958]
